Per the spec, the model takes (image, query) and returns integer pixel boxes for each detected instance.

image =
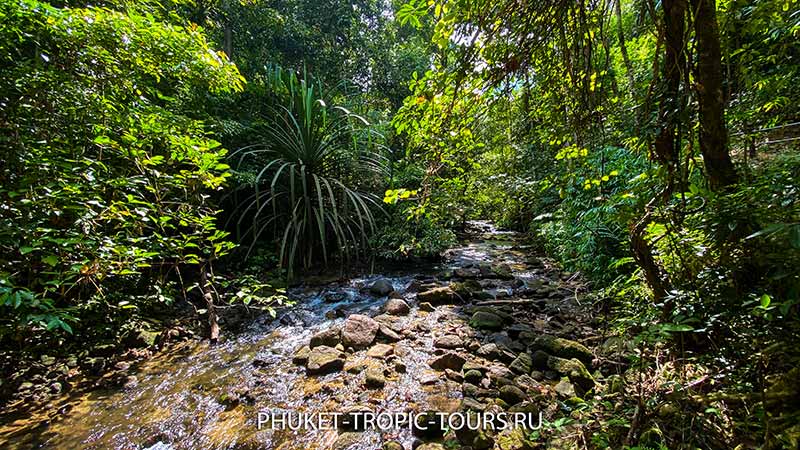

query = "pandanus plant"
[230,66,387,275]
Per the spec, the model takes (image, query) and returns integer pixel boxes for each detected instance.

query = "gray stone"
[470,311,504,331]
[532,335,593,367]
[341,314,380,349]
[369,278,394,296]
[384,298,410,315]
[499,384,527,405]
[509,353,533,375]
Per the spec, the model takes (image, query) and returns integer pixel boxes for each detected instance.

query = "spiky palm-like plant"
[230,66,386,275]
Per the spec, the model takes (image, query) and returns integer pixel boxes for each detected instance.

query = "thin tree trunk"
[690,0,738,191]
[615,0,636,96]
[200,262,219,344]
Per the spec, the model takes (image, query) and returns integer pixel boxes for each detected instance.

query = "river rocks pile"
[285,226,600,449]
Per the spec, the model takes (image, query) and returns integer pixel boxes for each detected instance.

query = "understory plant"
[229,66,387,275]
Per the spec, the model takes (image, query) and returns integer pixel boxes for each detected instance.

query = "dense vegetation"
[1,0,798,447]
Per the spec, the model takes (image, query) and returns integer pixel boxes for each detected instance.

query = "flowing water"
[0,221,541,450]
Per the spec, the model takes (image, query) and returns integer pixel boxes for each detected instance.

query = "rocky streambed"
[0,222,607,450]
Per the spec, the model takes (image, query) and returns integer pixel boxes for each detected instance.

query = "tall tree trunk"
[629,0,687,303]
[615,0,636,96]
[690,0,738,191]
[653,0,686,194]
[224,24,233,58]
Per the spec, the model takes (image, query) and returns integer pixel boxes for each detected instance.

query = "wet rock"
[491,263,514,279]
[454,267,481,279]
[370,279,395,296]
[477,343,503,360]
[464,369,483,385]
[49,382,62,394]
[417,286,459,305]
[532,335,593,367]
[341,314,380,349]
[383,441,404,450]
[332,432,361,450]
[469,311,504,331]
[463,360,486,372]
[547,356,594,392]
[419,302,435,312]
[306,346,345,375]
[323,291,348,303]
[487,365,514,382]
[310,327,341,348]
[378,326,402,342]
[509,353,533,375]
[126,329,160,348]
[463,397,488,413]
[419,371,439,385]
[429,352,466,371]
[292,346,311,365]
[366,343,394,358]
[450,280,482,299]
[384,298,410,315]
[365,365,386,388]
[416,443,445,450]
[499,384,527,405]
[433,334,463,349]
[445,369,464,382]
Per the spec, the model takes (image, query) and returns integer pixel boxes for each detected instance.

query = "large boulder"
[306,346,345,375]
[417,286,459,305]
[369,279,394,296]
[383,298,410,315]
[310,327,341,348]
[532,335,593,367]
[341,314,380,349]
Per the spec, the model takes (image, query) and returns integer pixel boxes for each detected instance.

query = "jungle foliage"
[1,0,799,446]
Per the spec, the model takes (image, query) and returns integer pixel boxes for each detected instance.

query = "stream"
[0,221,592,450]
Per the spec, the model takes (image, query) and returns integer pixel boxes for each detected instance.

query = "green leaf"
[760,294,771,309]
[42,255,59,267]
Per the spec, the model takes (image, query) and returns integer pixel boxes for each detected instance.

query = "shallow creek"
[1,221,555,449]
